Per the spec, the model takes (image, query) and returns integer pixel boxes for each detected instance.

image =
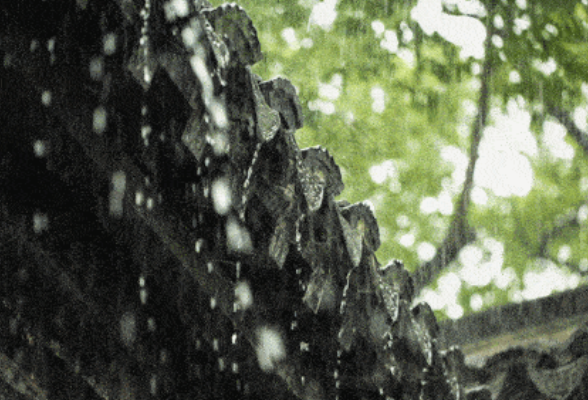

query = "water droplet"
[33,213,49,233]
[30,39,39,52]
[232,333,238,345]
[213,338,219,351]
[33,140,48,157]
[148,317,156,332]
[109,171,126,217]
[41,91,52,106]
[210,296,217,309]
[339,300,347,314]
[93,106,107,134]
[300,342,309,352]
[226,217,253,254]
[301,376,305,385]
[141,105,148,116]
[120,311,136,347]
[236,262,241,279]
[46,37,55,52]
[232,362,239,374]
[255,326,286,372]
[143,65,152,84]
[212,176,232,215]
[150,374,157,395]
[140,288,148,304]
[218,357,225,371]
[204,157,210,167]
[139,275,145,287]
[135,191,144,206]
[379,387,384,395]
[195,238,204,253]
[90,57,104,80]
[103,32,117,55]
[182,26,197,47]
[141,125,152,139]
[234,281,253,311]
[158,349,168,365]
[146,197,154,210]
[207,262,214,273]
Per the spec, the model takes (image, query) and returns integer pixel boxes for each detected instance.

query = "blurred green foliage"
[212,0,588,319]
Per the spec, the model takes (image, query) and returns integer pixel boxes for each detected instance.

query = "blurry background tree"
[225,0,588,321]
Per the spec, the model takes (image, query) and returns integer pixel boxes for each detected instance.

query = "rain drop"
[140,288,148,304]
[213,338,219,351]
[226,217,253,254]
[103,32,117,55]
[135,191,144,206]
[33,140,48,158]
[41,91,52,106]
[93,106,107,134]
[150,374,157,395]
[218,357,225,371]
[234,281,253,311]
[109,171,126,218]
[141,125,152,139]
[159,349,168,364]
[148,317,156,332]
[47,37,55,52]
[146,197,154,210]
[120,311,136,347]
[139,275,145,287]
[211,176,232,215]
[33,213,48,233]
[195,238,204,253]
[210,296,217,309]
[207,261,214,273]
[90,57,104,80]
[232,362,239,374]
[143,65,152,85]
[255,326,286,372]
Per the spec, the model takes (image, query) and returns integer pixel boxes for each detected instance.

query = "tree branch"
[412,12,495,294]
[547,105,588,157]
